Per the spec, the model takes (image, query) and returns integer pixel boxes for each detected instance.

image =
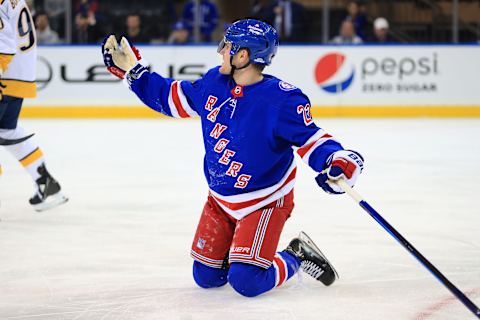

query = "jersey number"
[18,7,35,51]
[297,104,313,126]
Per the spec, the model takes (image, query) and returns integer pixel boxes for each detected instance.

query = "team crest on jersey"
[279,81,297,91]
[196,238,206,249]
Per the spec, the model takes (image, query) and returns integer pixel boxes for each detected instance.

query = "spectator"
[250,0,270,20]
[260,0,307,43]
[73,12,99,43]
[73,0,100,43]
[26,0,36,15]
[344,1,367,40]
[35,11,60,44]
[167,21,191,44]
[182,0,218,42]
[75,0,98,18]
[149,0,177,43]
[330,20,363,44]
[43,0,67,39]
[124,13,151,44]
[369,17,396,43]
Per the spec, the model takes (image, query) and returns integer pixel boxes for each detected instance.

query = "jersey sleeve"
[124,63,203,118]
[0,4,16,72]
[275,91,344,172]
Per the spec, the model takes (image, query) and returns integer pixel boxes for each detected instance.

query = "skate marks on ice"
[0,119,479,320]
[2,283,307,320]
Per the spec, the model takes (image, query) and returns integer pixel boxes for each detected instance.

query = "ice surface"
[0,119,479,320]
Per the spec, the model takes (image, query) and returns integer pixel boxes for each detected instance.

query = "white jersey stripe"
[176,81,199,117]
[301,136,339,165]
[294,128,338,165]
[214,180,295,220]
[210,160,296,204]
[167,82,180,118]
[297,129,327,150]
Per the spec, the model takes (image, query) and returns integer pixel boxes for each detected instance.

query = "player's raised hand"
[102,35,141,79]
[315,150,364,194]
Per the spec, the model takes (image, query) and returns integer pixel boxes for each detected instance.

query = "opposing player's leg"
[0,95,68,211]
[227,191,301,297]
[190,196,236,288]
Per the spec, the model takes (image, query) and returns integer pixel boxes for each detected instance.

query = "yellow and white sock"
[0,127,45,181]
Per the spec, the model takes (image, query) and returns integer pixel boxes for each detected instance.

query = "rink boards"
[22,44,480,118]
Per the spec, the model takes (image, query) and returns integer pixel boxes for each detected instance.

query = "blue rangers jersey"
[126,64,344,219]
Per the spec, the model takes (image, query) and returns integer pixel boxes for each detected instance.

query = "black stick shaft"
[359,199,480,318]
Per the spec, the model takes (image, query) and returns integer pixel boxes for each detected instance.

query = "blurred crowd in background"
[27,0,480,45]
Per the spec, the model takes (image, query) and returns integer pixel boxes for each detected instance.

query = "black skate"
[29,164,68,212]
[285,231,338,286]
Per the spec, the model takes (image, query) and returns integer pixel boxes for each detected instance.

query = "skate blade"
[32,193,69,212]
[298,231,339,280]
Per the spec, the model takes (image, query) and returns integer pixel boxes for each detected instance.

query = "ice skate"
[29,164,68,212]
[285,231,338,286]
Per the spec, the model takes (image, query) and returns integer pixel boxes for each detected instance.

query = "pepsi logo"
[315,53,355,93]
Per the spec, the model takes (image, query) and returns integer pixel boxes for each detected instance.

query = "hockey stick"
[0,133,34,146]
[335,179,480,318]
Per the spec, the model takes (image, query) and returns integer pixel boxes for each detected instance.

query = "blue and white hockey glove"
[102,35,142,79]
[315,150,364,194]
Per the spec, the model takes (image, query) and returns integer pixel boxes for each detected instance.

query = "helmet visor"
[217,38,232,53]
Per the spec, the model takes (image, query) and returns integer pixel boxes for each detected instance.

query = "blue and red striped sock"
[227,251,301,297]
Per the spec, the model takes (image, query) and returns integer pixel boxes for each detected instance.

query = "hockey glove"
[315,150,364,194]
[102,35,141,79]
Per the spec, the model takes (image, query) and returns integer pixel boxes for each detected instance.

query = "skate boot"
[29,164,68,212]
[285,231,338,286]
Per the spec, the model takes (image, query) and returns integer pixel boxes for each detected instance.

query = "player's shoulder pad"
[264,74,303,96]
[269,76,308,102]
[267,77,310,110]
[202,66,222,81]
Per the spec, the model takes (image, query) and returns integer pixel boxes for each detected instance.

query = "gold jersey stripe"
[1,79,36,98]
[20,148,43,167]
[0,54,13,71]
[19,105,480,118]
[0,0,5,5]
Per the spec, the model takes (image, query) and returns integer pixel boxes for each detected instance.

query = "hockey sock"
[1,128,45,181]
[228,252,300,297]
[273,251,301,287]
[192,261,228,288]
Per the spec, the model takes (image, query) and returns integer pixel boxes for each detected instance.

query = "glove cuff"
[123,61,149,89]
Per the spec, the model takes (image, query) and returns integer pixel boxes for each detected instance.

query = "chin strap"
[229,56,251,77]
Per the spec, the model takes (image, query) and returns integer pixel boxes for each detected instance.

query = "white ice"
[0,119,479,320]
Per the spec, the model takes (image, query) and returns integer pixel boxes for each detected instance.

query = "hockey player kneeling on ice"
[102,19,364,297]
[0,0,67,212]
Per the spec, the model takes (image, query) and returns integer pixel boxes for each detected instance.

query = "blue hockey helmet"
[218,19,279,66]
